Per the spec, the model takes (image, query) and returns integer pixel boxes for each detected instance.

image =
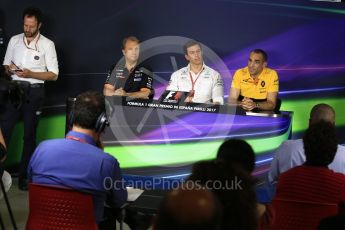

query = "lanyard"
[66,135,102,149]
[189,69,203,92]
[66,135,88,144]
[23,34,40,52]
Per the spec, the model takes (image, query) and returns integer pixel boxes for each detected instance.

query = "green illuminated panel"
[5,115,66,167]
[105,129,290,168]
[281,98,345,133]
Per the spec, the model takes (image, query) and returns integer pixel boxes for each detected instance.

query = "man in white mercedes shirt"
[166,40,224,105]
[1,7,59,190]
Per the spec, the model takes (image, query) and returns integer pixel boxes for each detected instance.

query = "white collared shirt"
[268,139,345,184]
[167,63,224,104]
[3,33,59,84]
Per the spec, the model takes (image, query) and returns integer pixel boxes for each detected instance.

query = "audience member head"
[188,160,258,230]
[216,139,256,173]
[317,214,345,230]
[154,185,221,230]
[72,91,106,131]
[303,121,338,166]
[309,103,335,126]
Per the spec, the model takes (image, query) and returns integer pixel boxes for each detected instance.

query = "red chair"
[270,198,338,230]
[26,183,98,230]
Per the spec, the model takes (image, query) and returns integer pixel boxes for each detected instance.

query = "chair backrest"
[26,183,98,230]
[270,198,338,230]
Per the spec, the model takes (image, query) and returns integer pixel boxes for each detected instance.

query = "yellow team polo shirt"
[231,67,279,100]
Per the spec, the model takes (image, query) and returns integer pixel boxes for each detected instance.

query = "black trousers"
[0,85,44,178]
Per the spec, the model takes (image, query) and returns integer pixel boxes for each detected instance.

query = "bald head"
[154,186,220,230]
[310,104,335,126]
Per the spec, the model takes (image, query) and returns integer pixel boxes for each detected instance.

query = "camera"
[0,79,24,114]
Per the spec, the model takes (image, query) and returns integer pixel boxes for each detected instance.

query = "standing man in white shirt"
[1,7,59,190]
[166,40,224,105]
[268,103,345,184]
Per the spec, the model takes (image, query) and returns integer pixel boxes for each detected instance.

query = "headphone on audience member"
[68,110,109,133]
[94,112,109,133]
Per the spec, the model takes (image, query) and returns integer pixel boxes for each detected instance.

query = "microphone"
[139,67,153,78]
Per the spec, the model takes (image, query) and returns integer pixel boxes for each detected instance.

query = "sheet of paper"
[126,187,144,202]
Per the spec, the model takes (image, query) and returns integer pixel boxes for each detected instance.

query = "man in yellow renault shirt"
[228,49,279,111]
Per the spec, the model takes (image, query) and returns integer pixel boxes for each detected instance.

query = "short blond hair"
[122,36,140,49]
